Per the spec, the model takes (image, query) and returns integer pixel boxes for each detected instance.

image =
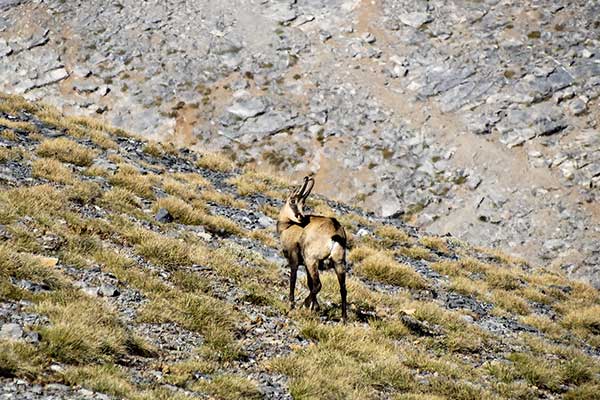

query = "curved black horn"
[301,177,314,199]
[297,176,309,196]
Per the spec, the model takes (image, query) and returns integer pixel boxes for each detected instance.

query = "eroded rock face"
[0,0,598,285]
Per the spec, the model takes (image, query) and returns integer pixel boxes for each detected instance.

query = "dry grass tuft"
[375,225,412,245]
[37,137,97,167]
[89,130,119,150]
[476,246,529,267]
[135,234,192,270]
[0,117,37,132]
[196,152,235,172]
[0,184,67,224]
[0,128,17,140]
[191,375,262,400]
[507,353,564,392]
[109,164,158,199]
[419,236,449,253]
[562,305,600,337]
[199,188,247,209]
[154,196,243,235]
[354,251,426,289]
[0,341,46,378]
[432,257,490,277]
[490,289,530,315]
[0,93,41,115]
[142,141,164,157]
[449,276,488,297]
[226,170,287,197]
[395,245,435,261]
[63,364,136,399]
[0,146,22,163]
[486,268,523,291]
[138,291,242,362]
[272,321,415,399]
[100,187,143,214]
[31,158,74,184]
[35,289,150,364]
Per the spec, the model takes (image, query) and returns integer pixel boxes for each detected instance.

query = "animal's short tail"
[330,235,346,264]
[331,234,346,248]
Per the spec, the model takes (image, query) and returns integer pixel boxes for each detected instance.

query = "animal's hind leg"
[303,267,314,308]
[311,271,322,312]
[304,259,321,311]
[334,261,347,322]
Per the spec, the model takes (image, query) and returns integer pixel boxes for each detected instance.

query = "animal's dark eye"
[290,199,296,204]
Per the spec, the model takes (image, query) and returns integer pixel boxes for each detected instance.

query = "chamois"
[276,176,348,321]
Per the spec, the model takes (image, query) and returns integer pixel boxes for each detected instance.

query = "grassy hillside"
[0,93,599,399]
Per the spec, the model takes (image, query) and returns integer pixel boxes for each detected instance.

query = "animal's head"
[280,176,315,224]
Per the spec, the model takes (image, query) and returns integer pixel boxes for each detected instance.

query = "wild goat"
[276,176,348,321]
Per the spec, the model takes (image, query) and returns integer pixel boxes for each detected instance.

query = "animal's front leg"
[289,263,298,309]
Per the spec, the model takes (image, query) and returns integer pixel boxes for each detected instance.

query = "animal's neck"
[276,219,296,234]
[276,216,309,234]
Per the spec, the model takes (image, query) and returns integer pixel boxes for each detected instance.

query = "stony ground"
[0,0,598,288]
[1,95,599,399]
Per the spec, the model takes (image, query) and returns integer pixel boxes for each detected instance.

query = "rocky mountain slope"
[0,0,598,287]
[1,94,599,399]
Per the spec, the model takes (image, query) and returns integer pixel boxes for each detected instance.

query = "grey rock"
[82,287,99,297]
[257,214,274,229]
[241,111,296,140]
[319,30,332,43]
[24,331,41,344]
[399,12,432,29]
[543,239,566,252]
[78,388,95,397]
[40,233,62,251]
[45,383,70,392]
[98,284,120,297]
[400,313,442,336]
[0,323,23,340]
[356,228,370,237]
[466,175,482,190]
[581,49,594,58]
[0,0,24,11]
[91,158,118,172]
[0,224,12,240]
[445,292,491,316]
[227,97,268,120]
[49,364,64,373]
[536,114,567,136]
[361,32,376,44]
[25,32,49,51]
[72,65,92,78]
[17,68,70,93]
[267,3,297,23]
[568,98,587,115]
[98,85,111,96]
[73,81,99,94]
[155,207,173,223]
[0,38,12,57]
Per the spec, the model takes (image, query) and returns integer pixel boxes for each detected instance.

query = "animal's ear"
[300,176,314,200]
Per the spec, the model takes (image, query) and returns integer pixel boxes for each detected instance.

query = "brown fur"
[277,177,348,321]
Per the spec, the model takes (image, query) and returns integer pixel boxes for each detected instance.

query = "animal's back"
[300,215,347,261]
